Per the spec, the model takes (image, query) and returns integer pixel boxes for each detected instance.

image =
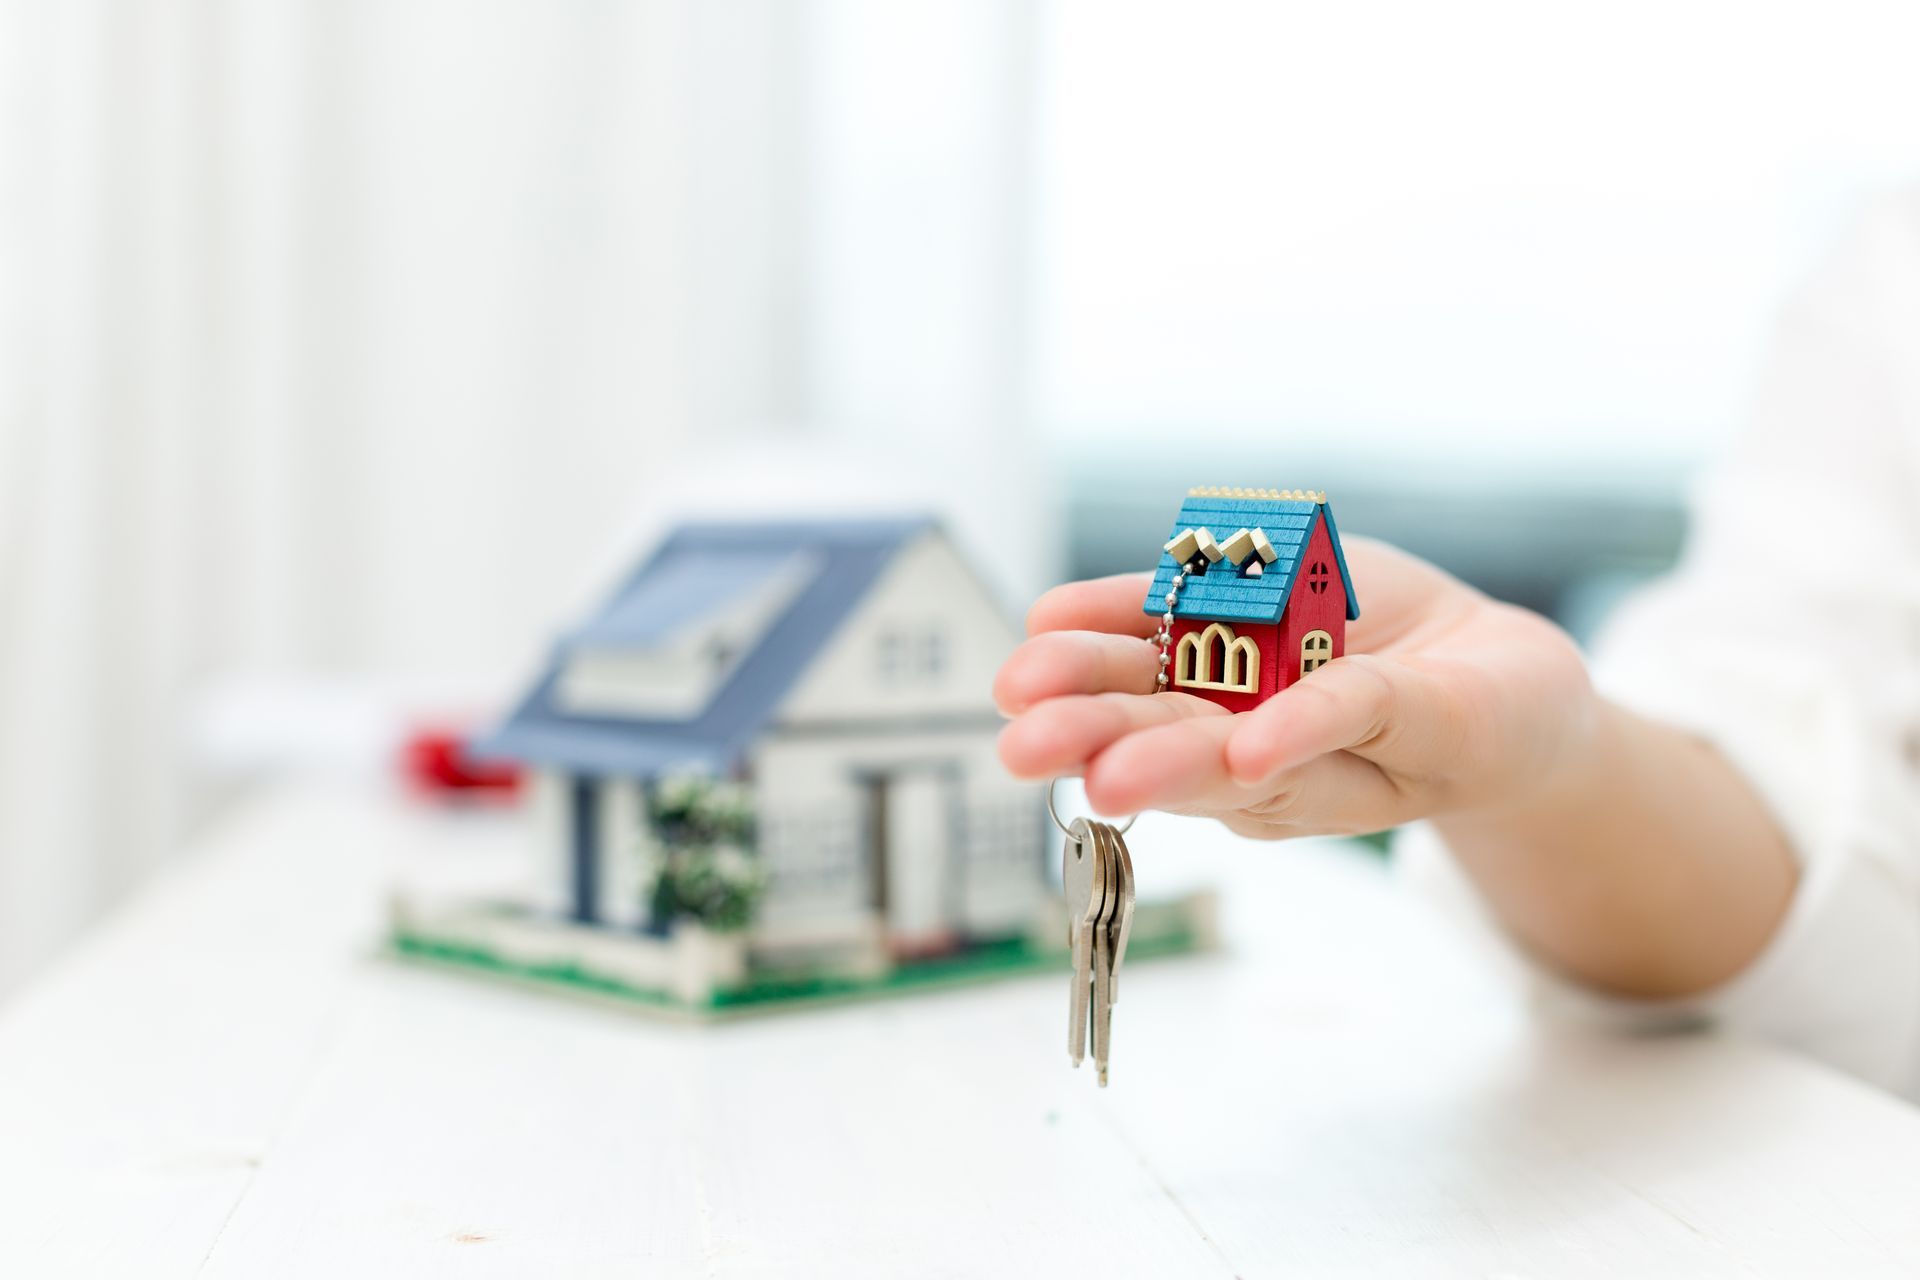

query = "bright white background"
[2,0,1918,998]
[1039,0,1920,473]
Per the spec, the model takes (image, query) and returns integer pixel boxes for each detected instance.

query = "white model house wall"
[748,727,1044,940]
[777,528,1020,724]
[754,526,1042,939]
[596,778,648,929]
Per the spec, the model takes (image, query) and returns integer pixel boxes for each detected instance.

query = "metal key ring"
[1046,777,1138,838]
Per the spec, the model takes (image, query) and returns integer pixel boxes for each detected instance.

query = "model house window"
[1222,526,1276,578]
[1308,562,1331,595]
[1174,623,1259,694]
[1174,631,1199,686]
[1164,526,1222,576]
[878,627,946,683]
[1301,629,1332,674]
[964,798,1045,869]
[761,810,861,894]
[1204,626,1231,683]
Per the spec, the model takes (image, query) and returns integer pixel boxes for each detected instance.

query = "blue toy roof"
[1141,493,1360,625]
[474,517,934,777]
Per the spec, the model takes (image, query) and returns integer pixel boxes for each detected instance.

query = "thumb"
[1224,653,1454,784]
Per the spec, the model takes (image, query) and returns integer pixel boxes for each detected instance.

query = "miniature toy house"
[1144,488,1360,714]
[474,518,1047,971]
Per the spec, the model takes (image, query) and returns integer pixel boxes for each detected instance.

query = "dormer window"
[552,549,822,720]
[1220,527,1278,578]
[1164,527,1224,577]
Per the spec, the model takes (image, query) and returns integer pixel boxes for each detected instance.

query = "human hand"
[994,538,1597,840]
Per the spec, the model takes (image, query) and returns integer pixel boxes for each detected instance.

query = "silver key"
[1088,821,1135,1087]
[1104,821,1136,1007]
[1090,822,1116,1085]
[1063,817,1109,1067]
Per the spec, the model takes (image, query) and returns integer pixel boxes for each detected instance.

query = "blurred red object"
[401,728,524,802]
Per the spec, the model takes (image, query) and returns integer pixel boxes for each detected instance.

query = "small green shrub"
[648,844,764,932]
[644,775,764,932]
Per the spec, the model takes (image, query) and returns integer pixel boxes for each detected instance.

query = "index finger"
[1026,572,1158,639]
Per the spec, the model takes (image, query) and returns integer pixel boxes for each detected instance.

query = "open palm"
[994,538,1595,840]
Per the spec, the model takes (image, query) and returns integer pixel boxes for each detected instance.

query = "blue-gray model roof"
[563,550,803,649]
[473,517,934,777]
[1141,493,1360,625]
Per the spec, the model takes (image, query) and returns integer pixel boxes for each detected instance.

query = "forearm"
[1431,698,1798,999]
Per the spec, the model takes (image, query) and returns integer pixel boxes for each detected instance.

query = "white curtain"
[0,0,1043,997]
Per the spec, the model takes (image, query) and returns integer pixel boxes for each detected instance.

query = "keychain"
[1052,486,1358,1085]
[1143,487,1359,713]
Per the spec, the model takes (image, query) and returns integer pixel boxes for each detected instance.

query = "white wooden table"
[5,782,1920,1278]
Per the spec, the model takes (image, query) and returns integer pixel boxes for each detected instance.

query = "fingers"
[1218,751,1414,839]
[997,691,1223,781]
[1081,713,1237,815]
[1224,653,1457,785]
[1026,573,1159,639]
[1000,655,1439,836]
[992,630,1160,714]
[1088,716,1415,835]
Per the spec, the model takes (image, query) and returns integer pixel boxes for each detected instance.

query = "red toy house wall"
[1166,617,1279,715]
[1166,512,1350,712]
[1275,513,1347,691]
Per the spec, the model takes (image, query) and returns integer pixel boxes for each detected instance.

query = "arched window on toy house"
[1174,632,1202,685]
[1301,629,1332,675]
[1176,622,1260,693]
[1205,627,1230,686]
[1223,633,1258,692]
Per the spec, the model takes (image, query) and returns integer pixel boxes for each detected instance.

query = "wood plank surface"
[3,784,1919,1277]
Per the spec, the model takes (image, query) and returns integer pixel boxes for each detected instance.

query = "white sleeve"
[1399,193,1920,1099]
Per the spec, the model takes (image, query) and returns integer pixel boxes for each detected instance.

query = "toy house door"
[862,769,959,957]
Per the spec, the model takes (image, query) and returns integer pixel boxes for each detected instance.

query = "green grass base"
[390,918,1204,1021]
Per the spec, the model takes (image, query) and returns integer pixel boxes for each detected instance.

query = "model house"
[473,517,1047,970]
[1143,488,1360,714]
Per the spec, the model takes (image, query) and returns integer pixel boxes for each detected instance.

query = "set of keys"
[1052,782,1137,1087]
